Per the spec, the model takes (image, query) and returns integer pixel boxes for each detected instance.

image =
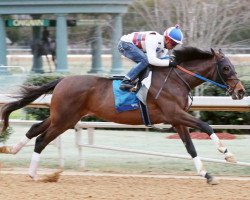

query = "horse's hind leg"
[175,111,236,163]
[0,118,50,154]
[175,125,219,185]
[28,116,81,180]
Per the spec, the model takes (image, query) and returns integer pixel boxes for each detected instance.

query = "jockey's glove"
[169,59,178,68]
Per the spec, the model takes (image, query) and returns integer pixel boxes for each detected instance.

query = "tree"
[128,0,250,49]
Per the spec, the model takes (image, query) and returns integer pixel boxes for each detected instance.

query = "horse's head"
[211,48,245,100]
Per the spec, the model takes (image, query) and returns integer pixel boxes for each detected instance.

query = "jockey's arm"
[145,35,170,67]
[158,49,169,59]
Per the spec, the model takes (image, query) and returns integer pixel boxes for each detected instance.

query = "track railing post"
[75,123,85,168]
[55,136,64,167]
[87,127,94,145]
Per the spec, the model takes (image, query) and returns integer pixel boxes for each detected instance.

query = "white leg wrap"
[11,136,30,154]
[210,133,236,162]
[28,152,41,179]
[193,156,207,177]
[210,133,227,153]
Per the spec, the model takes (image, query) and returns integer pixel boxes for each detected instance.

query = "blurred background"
[2,0,250,78]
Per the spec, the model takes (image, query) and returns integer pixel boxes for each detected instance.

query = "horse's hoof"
[205,173,219,185]
[225,153,237,163]
[0,146,12,154]
[207,176,219,185]
[27,174,38,181]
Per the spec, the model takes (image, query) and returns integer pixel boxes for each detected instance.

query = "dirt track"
[0,173,249,200]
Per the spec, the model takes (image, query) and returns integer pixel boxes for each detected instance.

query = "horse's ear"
[211,48,215,55]
[218,48,224,55]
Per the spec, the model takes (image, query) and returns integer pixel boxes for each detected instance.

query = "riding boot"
[119,78,134,91]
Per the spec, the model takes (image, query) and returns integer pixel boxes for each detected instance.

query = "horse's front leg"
[174,125,219,185]
[175,111,236,163]
[209,130,236,163]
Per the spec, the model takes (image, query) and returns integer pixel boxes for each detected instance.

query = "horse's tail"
[1,78,64,132]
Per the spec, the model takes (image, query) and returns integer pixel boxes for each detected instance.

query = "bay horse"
[0,47,245,184]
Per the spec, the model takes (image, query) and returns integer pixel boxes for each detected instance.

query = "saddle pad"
[112,80,139,112]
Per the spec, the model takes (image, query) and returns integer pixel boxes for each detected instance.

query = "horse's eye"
[223,66,230,74]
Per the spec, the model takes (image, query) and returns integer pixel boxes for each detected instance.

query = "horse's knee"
[26,123,41,139]
[26,120,50,139]
[199,122,213,135]
[173,112,214,136]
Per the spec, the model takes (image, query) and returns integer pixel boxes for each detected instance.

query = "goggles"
[165,36,178,47]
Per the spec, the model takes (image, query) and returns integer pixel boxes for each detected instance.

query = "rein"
[176,65,228,89]
[155,67,173,99]
[154,62,229,110]
[154,63,228,101]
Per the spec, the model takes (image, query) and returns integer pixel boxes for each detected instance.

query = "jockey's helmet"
[164,24,183,44]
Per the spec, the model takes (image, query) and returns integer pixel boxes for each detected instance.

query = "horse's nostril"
[239,89,245,95]
[237,89,245,99]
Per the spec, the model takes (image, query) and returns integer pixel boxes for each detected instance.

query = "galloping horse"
[0,47,245,184]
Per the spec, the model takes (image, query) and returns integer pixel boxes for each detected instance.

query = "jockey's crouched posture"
[118,24,184,91]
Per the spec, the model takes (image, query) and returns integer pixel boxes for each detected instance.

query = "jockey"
[118,24,184,91]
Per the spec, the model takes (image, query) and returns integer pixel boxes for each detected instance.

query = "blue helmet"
[164,24,183,44]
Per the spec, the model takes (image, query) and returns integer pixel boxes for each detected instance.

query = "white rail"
[74,121,250,168]
[1,94,250,111]
[0,65,27,73]
[80,144,250,167]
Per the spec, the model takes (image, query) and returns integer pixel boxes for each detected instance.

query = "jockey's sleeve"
[145,35,170,67]
[158,48,169,58]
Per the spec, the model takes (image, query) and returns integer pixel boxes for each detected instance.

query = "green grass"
[236,65,250,81]
[9,109,26,119]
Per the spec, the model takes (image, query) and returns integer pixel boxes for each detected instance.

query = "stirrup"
[119,82,134,91]
[130,82,140,92]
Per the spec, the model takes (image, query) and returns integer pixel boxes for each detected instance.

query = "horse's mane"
[173,46,213,64]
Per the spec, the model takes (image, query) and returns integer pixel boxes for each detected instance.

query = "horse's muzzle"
[231,81,245,100]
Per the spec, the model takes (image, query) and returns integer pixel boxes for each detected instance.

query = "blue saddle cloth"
[112,80,139,112]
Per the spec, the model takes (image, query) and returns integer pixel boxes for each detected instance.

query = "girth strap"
[139,101,151,126]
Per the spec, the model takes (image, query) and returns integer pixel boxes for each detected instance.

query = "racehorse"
[0,47,245,184]
[31,39,56,72]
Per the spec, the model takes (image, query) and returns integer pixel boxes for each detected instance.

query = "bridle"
[215,56,240,95]
[155,53,239,99]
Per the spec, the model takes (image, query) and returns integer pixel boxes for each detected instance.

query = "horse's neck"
[179,59,216,89]
[152,67,190,97]
[152,59,215,93]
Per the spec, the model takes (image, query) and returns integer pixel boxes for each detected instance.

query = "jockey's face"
[165,36,178,50]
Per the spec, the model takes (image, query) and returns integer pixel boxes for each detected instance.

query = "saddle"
[109,67,151,92]
[111,67,152,126]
